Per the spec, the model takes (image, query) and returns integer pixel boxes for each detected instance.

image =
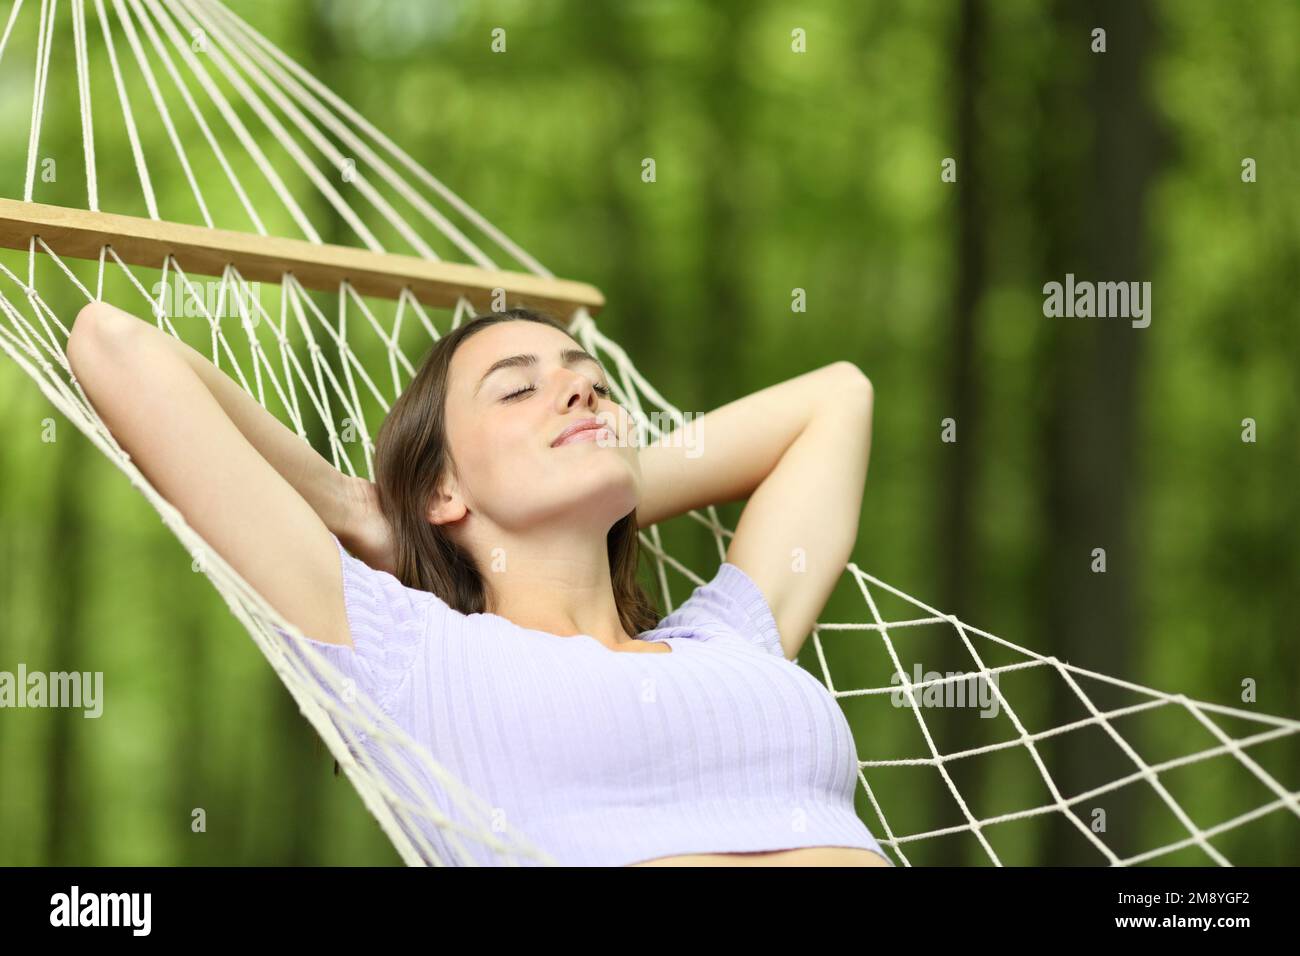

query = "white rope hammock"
[1,0,1295,866]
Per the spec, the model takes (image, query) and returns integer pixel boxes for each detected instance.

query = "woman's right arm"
[66,300,361,648]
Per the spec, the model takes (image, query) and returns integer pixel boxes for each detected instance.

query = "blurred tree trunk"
[44,434,86,864]
[169,532,214,860]
[1037,0,1159,865]
[694,0,753,418]
[583,3,659,375]
[937,0,987,864]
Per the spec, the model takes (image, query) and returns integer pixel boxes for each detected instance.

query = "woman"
[67,301,889,867]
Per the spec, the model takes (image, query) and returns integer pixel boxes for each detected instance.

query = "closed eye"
[501,384,535,402]
[501,382,612,402]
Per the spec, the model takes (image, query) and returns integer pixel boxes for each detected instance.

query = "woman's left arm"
[637,362,874,660]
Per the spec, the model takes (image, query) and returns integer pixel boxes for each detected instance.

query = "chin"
[531,452,636,512]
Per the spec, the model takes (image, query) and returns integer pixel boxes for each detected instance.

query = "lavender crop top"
[288,534,892,867]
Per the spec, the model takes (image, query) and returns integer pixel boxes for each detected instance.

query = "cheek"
[481,415,540,479]
[447,412,504,491]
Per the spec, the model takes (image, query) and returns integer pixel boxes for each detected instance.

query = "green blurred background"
[0,0,1296,865]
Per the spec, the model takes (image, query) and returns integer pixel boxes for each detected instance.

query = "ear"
[427,475,467,526]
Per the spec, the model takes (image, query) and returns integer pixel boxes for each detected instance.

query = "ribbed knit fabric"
[288,534,892,867]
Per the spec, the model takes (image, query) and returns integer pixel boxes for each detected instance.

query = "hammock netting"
[1,0,1295,866]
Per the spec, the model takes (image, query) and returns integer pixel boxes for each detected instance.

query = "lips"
[551,417,612,447]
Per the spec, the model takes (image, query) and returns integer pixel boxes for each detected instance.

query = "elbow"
[828,361,874,410]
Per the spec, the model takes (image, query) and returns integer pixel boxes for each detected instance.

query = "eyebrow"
[474,348,606,396]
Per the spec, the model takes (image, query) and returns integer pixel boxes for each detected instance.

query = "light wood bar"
[0,198,605,317]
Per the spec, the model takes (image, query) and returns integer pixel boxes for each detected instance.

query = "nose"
[557,368,600,412]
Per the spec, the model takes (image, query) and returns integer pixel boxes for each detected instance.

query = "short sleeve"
[658,562,786,659]
[276,534,443,729]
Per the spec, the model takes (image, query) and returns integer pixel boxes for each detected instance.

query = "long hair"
[372,306,662,637]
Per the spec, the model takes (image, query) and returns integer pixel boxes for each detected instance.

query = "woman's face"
[439,320,641,535]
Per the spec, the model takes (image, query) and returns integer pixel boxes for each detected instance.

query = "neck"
[467,518,630,645]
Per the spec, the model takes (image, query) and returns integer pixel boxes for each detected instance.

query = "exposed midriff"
[628,846,891,867]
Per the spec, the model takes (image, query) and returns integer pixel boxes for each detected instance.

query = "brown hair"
[372,305,661,633]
